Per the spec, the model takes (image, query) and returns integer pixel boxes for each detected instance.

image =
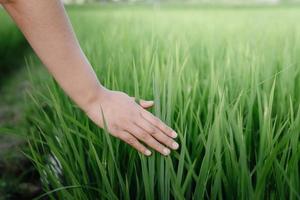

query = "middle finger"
[126,124,171,156]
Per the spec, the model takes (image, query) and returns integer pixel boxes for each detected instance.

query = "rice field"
[26,5,300,199]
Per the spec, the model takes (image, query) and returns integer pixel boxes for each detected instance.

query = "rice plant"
[26,5,300,199]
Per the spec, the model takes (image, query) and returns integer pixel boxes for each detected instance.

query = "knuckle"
[158,145,166,153]
[153,141,162,149]
[123,123,133,131]
[167,139,174,147]
[140,110,146,117]
[153,118,161,127]
[149,127,157,135]
[126,137,136,145]
[166,127,173,134]
[160,123,170,133]
[160,136,170,145]
[112,129,124,138]
[139,111,143,116]
[117,132,127,139]
[134,113,141,121]
[140,133,150,141]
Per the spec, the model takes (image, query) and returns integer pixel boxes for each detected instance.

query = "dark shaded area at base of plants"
[0,135,43,200]
[0,11,43,199]
[0,39,29,85]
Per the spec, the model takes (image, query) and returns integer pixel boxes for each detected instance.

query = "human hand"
[84,88,179,156]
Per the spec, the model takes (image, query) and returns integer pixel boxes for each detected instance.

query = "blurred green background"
[1,1,300,199]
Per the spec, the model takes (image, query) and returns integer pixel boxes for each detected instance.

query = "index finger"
[140,110,177,138]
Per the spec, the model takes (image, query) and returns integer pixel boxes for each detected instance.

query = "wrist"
[81,84,112,127]
[81,83,108,112]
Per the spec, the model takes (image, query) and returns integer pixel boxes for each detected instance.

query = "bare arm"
[1,0,179,156]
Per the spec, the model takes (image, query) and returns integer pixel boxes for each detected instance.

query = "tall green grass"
[27,6,300,199]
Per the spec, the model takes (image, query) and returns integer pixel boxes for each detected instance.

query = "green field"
[11,5,300,199]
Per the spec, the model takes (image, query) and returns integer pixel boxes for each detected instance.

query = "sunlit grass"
[26,6,300,199]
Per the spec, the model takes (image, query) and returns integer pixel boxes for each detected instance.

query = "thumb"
[139,99,154,109]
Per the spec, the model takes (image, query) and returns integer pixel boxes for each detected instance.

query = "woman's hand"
[85,88,179,156]
[2,0,179,156]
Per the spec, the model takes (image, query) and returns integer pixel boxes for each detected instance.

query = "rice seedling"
[25,5,300,199]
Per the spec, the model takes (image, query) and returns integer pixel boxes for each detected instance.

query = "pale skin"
[1,0,179,156]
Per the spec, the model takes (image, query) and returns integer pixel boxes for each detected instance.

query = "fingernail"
[145,150,152,156]
[172,142,179,150]
[172,131,178,138]
[163,148,170,156]
[146,101,154,106]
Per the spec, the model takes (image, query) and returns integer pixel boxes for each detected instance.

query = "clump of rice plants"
[27,6,300,199]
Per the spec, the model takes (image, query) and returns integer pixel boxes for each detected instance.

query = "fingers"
[126,125,171,156]
[139,100,154,109]
[135,119,179,150]
[117,130,152,156]
[141,110,177,138]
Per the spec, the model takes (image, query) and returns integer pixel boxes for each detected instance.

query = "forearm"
[1,0,179,156]
[2,0,103,110]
